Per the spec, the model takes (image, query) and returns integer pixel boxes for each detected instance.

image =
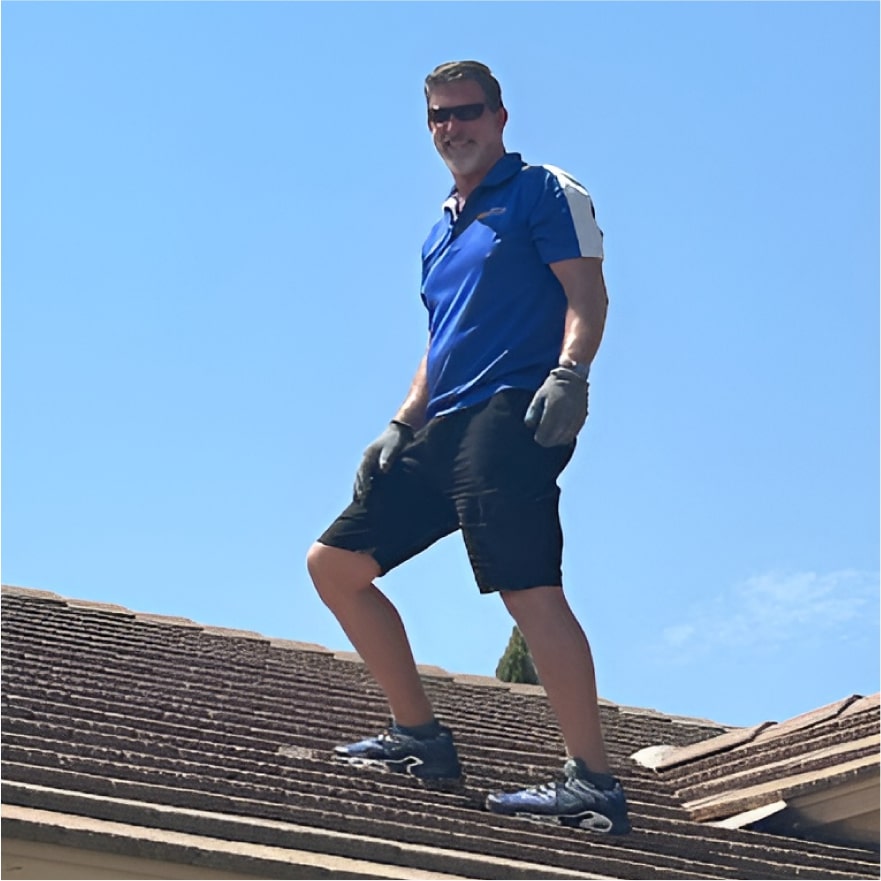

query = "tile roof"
[632,690,879,843]
[2,585,879,880]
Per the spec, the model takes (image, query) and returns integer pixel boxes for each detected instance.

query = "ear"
[497,106,509,131]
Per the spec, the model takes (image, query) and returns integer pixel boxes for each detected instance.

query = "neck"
[451,148,505,203]
[453,174,482,203]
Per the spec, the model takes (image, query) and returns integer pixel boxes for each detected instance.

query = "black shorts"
[318,389,575,594]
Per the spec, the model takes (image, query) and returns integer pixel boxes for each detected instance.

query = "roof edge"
[2,791,613,880]
[682,754,880,823]
[2,802,473,880]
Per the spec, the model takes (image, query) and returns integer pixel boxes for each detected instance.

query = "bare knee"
[501,585,568,626]
[306,542,381,606]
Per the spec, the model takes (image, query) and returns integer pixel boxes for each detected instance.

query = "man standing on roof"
[306,60,630,835]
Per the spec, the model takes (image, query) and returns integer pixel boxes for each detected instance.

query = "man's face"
[427,79,507,179]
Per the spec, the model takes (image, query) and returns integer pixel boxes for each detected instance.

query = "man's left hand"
[524,367,589,447]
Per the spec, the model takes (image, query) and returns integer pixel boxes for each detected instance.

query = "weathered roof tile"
[634,723,775,771]
[3,585,878,880]
[752,696,860,743]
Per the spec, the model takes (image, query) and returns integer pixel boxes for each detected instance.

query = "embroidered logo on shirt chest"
[475,207,507,220]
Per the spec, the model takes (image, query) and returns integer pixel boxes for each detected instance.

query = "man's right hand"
[353,421,414,503]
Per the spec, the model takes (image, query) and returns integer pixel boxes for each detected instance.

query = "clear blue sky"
[3,1,878,729]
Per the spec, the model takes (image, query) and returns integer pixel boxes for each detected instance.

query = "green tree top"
[495,625,539,685]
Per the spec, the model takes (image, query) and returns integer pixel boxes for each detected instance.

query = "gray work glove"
[524,367,589,447]
[353,420,414,502]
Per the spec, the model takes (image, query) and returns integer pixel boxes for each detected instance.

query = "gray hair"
[424,61,504,112]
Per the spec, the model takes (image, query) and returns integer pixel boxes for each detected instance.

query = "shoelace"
[523,779,564,797]
[377,729,414,746]
[527,774,601,797]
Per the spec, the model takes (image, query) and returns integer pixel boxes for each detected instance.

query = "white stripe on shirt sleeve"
[542,164,604,259]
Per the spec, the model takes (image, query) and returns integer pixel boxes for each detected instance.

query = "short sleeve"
[529,164,604,263]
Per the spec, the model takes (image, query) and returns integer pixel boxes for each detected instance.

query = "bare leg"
[501,586,610,773]
[306,542,435,727]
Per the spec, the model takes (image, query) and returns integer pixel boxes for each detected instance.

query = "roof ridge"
[632,692,880,774]
[1,583,729,730]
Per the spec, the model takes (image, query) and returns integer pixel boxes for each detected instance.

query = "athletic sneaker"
[485,758,631,834]
[334,721,463,782]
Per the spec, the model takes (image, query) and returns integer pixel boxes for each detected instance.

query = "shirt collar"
[478,151,524,188]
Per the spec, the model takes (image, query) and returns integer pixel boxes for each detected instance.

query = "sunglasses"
[428,103,487,124]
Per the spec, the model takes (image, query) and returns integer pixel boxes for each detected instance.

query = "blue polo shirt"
[421,152,604,420]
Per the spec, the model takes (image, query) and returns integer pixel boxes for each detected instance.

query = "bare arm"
[524,257,606,446]
[392,347,430,431]
[550,257,608,369]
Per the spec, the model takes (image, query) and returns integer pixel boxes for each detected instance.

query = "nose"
[439,115,464,138]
